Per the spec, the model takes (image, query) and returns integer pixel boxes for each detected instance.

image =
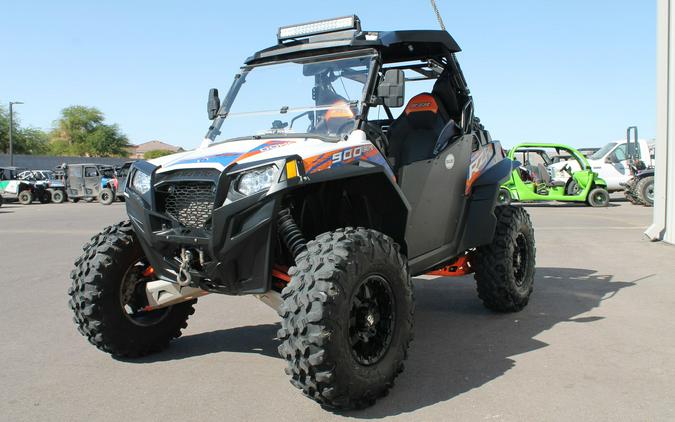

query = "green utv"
[68,16,537,410]
[499,143,610,207]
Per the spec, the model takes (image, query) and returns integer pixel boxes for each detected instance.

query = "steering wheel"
[561,163,573,177]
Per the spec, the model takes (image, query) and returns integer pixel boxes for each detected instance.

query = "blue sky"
[1,0,656,150]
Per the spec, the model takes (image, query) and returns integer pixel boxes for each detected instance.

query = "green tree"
[0,104,50,155]
[143,149,175,159]
[49,106,131,157]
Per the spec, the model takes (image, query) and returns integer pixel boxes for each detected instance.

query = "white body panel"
[150,130,373,174]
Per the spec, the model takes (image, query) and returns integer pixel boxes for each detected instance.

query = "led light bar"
[278,15,361,42]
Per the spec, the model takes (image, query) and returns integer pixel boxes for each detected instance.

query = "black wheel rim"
[349,275,395,366]
[119,260,170,326]
[102,193,110,201]
[513,232,529,287]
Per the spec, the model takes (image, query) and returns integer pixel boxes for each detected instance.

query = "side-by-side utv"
[69,16,536,410]
[500,143,610,207]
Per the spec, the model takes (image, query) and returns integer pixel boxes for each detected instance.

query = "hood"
[151,138,305,174]
[149,136,354,174]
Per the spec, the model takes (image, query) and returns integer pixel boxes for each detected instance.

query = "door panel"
[400,135,472,259]
[67,166,84,197]
[83,167,101,196]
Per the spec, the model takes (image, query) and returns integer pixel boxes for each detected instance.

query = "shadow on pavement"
[122,323,281,363]
[120,267,634,416]
[352,267,634,418]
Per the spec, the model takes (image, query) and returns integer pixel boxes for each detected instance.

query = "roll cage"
[207,29,475,145]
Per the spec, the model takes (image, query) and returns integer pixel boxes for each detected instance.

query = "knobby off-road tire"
[636,176,654,207]
[98,188,115,205]
[278,228,414,410]
[18,190,33,205]
[68,221,196,357]
[473,205,536,312]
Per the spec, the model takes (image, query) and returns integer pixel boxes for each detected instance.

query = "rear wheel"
[278,228,413,410]
[18,190,33,205]
[68,221,197,357]
[51,190,65,204]
[636,176,654,207]
[497,188,512,206]
[70,197,80,203]
[566,180,581,196]
[473,206,536,312]
[98,188,115,205]
[588,187,610,207]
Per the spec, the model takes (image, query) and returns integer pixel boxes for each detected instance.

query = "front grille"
[164,182,215,229]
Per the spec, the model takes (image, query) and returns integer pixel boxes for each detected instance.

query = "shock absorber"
[278,208,307,259]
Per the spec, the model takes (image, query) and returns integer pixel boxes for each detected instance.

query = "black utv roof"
[245,30,462,66]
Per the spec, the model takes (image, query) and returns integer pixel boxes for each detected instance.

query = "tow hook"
[177,248,193,287]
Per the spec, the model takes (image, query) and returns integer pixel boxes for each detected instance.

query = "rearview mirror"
[377,69,405,108]
[207,88,221,120]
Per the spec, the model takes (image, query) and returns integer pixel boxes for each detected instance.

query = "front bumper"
[125,159,298,295]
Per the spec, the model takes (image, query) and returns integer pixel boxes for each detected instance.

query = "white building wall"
[647,0,675,243]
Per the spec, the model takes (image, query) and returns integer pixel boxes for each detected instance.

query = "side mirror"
[605,156,613,164]
[377,69,405,108]
[207,88,221,120]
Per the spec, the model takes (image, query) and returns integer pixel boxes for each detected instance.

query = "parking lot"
[1,199,674,421]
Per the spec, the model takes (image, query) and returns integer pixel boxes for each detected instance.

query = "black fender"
[285,161,410,254]
[458,158,517,252]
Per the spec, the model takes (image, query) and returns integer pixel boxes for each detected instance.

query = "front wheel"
[278,228,413,410]
[98,188,115,205]
[68,221,197,357]
[473,205,536,312]
[18,190,33,205]
[588,187,610,207]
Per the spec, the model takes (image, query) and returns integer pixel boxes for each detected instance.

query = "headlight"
[131,169,151,195]
[236,165,277,196]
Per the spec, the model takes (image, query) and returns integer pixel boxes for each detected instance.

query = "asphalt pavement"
[1,198,673,421]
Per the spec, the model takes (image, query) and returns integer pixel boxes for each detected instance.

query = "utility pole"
[8,101,24,167]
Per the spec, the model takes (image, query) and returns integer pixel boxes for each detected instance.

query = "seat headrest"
[403,93,447,129]
[432,71,461,119]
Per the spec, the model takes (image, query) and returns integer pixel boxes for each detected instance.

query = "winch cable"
[430,0,447,31]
